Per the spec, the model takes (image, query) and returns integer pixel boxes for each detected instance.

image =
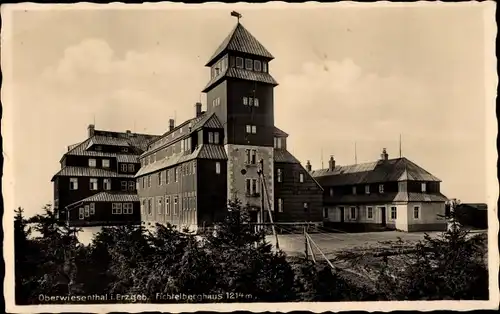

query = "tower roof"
[205,22,274,67]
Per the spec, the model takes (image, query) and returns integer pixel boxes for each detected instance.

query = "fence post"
[304,225,309,260]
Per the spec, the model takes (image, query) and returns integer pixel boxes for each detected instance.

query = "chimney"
[126,130,131,137]
[380,148,389,161]
[88,124,95,137]
[328,156,335,171]
[195,102,202,117]
[305,160,312,172]
[169,119,175,131]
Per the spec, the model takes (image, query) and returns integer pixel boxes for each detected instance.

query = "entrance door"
[340,207,345,223]
[380,207,387,227]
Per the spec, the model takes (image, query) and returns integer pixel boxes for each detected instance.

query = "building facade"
[52,125,159,226]
[135,20,323,231]
[310,149,449,232]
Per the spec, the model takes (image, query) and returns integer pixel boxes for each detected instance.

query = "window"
[365,185,370,194]
[121,181,128,191]
[391,207,397,220]
[90,203,95,215]
[79,208,84,220]
[157,197,163,215]
[121,164,128,172]
[69,178,78,190]
[278,198,283,212]
[128,181,135,191]
[147,199,152,215]
[166,169,170,184]
[252,125,257,134]
[222,56,228,71]
[124,203,133,214]
[90,178,98,190]
[413,206,420,219]
[350,207,356,220]
[158,171,162,185]
[102,159,110,168]
[352,186,357,195]
[277,168,282,182]
[128,164,135,172]
[208,132,214,143]
[299,173,304,183]
[236,57,244,68]
[89,159,96,167]
[141,199,146,215]
[212,97,220,107]
[274,137,282,149]
[329,188,334,196]
[367,207,373,219]
[243,97,248,105]
[251,150,257,164]
[249,97,254,106]
[121,147,129,153]
[263,62,268,72]
[142,177,146,189]
[103,178,111,190]
[379,184,385,193]
[173,196,179,215]
[112,203,123,215]
[216,161,221,174]
[95,146,102,151]
[148,175,152,187]
[214,132,220,144]
[304,202,309,211]
[165,196,170,215]
[245,58,253,70]
[254,98,259,107]
[175,167,179,182]
[421,183,427,192]
[245,178,259,195]
[246,125,251,133]
[84,205,90,217]
[254,60,262,71]
[323,208,328,218]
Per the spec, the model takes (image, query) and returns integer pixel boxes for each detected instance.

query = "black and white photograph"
[2,2,498,312]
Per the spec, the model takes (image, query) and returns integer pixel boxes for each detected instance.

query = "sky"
[2,2,496,217]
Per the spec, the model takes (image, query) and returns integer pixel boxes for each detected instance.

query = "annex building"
[51,125,160,226]
[309,149,449,232]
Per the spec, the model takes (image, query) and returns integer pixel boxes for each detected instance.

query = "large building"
[310,149,449,232]
[51,125,160,226]
[135,19,324,231]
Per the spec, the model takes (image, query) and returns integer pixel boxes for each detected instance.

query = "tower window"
[208,132,214,143]
[215,161,221,174]
[236,57,244,68]
[254,60,262,71]
[299,173,304,183]
[254,98,259,107]
[245,58,253,70]
[246,125,257,134]
[243,97,248,105]
[214,132,220,144]
[263,62,268,73]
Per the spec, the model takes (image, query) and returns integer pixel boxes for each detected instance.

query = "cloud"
[276,58,435,143]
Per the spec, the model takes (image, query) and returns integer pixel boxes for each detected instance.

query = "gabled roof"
[202,67,278,93]
[273,127,289,137]
[51,166,135,181]
[66,192,139,210]
[310,157,441,187]
[142,112,224,158]
[206,22,274,67]
[324,191,448,205]
[274,149,324,192]
[135,144,228,178]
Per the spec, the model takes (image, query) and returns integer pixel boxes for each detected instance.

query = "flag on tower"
[231,11,242,21]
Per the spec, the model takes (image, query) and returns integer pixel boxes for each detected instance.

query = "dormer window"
[421,182,427,192]
[365,185,370,194]
[95,145,102,151]
[254,60,262,72]
[208,132,214,143]
[236,57,244,68]
[352,186,357,195]
[121,147,129,153]
[89,159,96,168]
[245,58,253,70]
[274,137,282,149]
[214,132,220,144]
[379,184,385,194]
[263,62,268,73]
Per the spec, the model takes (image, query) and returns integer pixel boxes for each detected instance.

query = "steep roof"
[206,22,274,67]
[135,144,228,178]
[66,192,139,209]
[310,157,441,187]
[143,112,224,158]
[51,166,135,181]
[273,127,289,137]
[202,66,278,93]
